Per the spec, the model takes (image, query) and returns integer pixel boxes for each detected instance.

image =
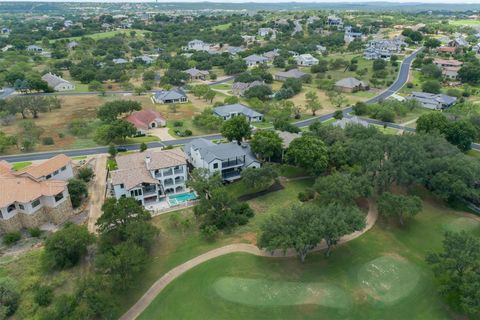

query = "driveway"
[87,155,107,233]
[148,127,175,141]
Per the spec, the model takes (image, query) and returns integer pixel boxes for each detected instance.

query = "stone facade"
[0,197,73,233]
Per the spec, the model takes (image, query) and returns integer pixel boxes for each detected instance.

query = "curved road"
[4,48,461,164]
[120,201,377,320]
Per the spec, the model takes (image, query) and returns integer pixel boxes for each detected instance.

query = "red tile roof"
[126,109,165,130]
[437,47,456,53]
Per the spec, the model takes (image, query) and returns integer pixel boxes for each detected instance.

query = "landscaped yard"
[139,192,479,320]
[44,29,150,43]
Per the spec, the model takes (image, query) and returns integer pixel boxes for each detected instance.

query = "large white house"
[184,138,261,181]
[110,149,188,206]
[0,154,74,232]
[187,39,211,52]
[41,73,75,92]
[213,103,263,122]
[294,54,319,66]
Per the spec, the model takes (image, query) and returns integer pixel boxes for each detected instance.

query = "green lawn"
[11,161,32,171]
[140,194,479,320]
[212,23,232,31]
[45,29,149,43]
[125,135,160,144]
[449,19,480,26]
[167,119,217,138]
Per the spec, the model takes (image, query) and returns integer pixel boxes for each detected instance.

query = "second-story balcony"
[221,157,245,169]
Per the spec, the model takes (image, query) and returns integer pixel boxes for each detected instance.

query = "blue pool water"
[168,192,197,206]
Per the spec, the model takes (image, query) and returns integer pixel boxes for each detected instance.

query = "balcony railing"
[174,168,184,175]
[163,169,173,176]
[222,170,241,179]
[143,187,157,195]
[221,159,244,169]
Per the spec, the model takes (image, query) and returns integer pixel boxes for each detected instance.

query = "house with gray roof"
[335,77,369,93]
[213,103,263,122]
[153,88,188,104]
[112,58,128,64]
[243,54,268,67]
[184,68,209,81]
[227,47,244,55]
[408,92,457,110]
[231,81,264,96]
[332,116,370,129]
[274,69,307,81]
[184,138,261,181]
[41,73,75,92]
[67,41,78,49]
[26,45,43,52]
[294,54,319,66]
[135,55,155,64]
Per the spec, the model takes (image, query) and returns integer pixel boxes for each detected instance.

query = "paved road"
[4,76,235,98]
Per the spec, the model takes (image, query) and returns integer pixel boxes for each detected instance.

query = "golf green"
[138,201,479,320]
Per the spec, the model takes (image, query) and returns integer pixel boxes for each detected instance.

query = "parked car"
[116,146,128,152]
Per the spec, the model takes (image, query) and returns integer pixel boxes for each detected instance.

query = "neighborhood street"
[2,48,477,163]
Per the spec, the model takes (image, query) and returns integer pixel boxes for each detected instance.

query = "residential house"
[64,20,73,27]
[332,116,370,129]
[213,103,263,122]
[409,92,457,110]
[274,69,307,81]
[110,149,188,206]
[433,58,463,68]
[448,38,468,48]
[126,109,166,135]
[344,26,364,44]
[263,49,280,62]
[231,81,264,96]
[241,35,256,44]
[335,77,369,93]
[364,39,406,60]
[184,68,209,81]
[294,54,319,66]
[153,88,188,104]
[437,46,457,54]
[184,138,261,181]
[26,45,43,52]
[327,16,344,28]
[135,55,155,64]
[316,45,327,54]
[258,28,275,37]
[1,27,11,34]
[307,16,321,25]
[67,41,78,49]
[41,73,75,92]
[0,155,74,232]
[243,54,268,67]
[442,67,461,80]
[187,39,211,52]
[112,58,128,64]
[227,46,244,55]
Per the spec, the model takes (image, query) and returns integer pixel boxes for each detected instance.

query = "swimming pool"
[167,192,198,206]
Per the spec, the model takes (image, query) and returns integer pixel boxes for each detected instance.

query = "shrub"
[42,137,54,145]
[34,285,54,306]
[201,225,219,241]
[298,189,315,202]
[28,227,42,238]
[3,231,21,245]
[173,121,183,127]
[0,277,19,317]
[184,129,192,136]
[406,82,414,89]
[76,166,94,182]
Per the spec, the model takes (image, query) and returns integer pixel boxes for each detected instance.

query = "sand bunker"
[213,277,352,309]
[357,255,420,304]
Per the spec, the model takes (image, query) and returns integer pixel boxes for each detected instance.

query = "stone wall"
[0,197,74,233]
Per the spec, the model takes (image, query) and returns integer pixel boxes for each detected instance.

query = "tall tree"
[220,116,252,144]
[305,90,322,116]
[377,192,422,225]
[285,135,328,175]
[250,130,282,161]
[258,204,322,262]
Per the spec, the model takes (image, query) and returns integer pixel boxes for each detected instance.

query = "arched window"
[7,204,15,213]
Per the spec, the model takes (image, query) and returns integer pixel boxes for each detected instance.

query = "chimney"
[145,155,151,168]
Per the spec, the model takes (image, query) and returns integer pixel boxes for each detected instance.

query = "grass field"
[449,19,480,26]
[46,29,150,43]
[139,193,480,320]
[11,161,32,171]
[212,23,232,31]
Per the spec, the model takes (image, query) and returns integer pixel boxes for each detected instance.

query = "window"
[46,174,52,180]
[130,189,143,197]
[213,163,218,169]
[54,192,64,202]
[54,170,59,175]
[7,204,15,213]
[18,204,24,210]
[61,166,66,171]
[32,199,41,208]
[120,184,124,189]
